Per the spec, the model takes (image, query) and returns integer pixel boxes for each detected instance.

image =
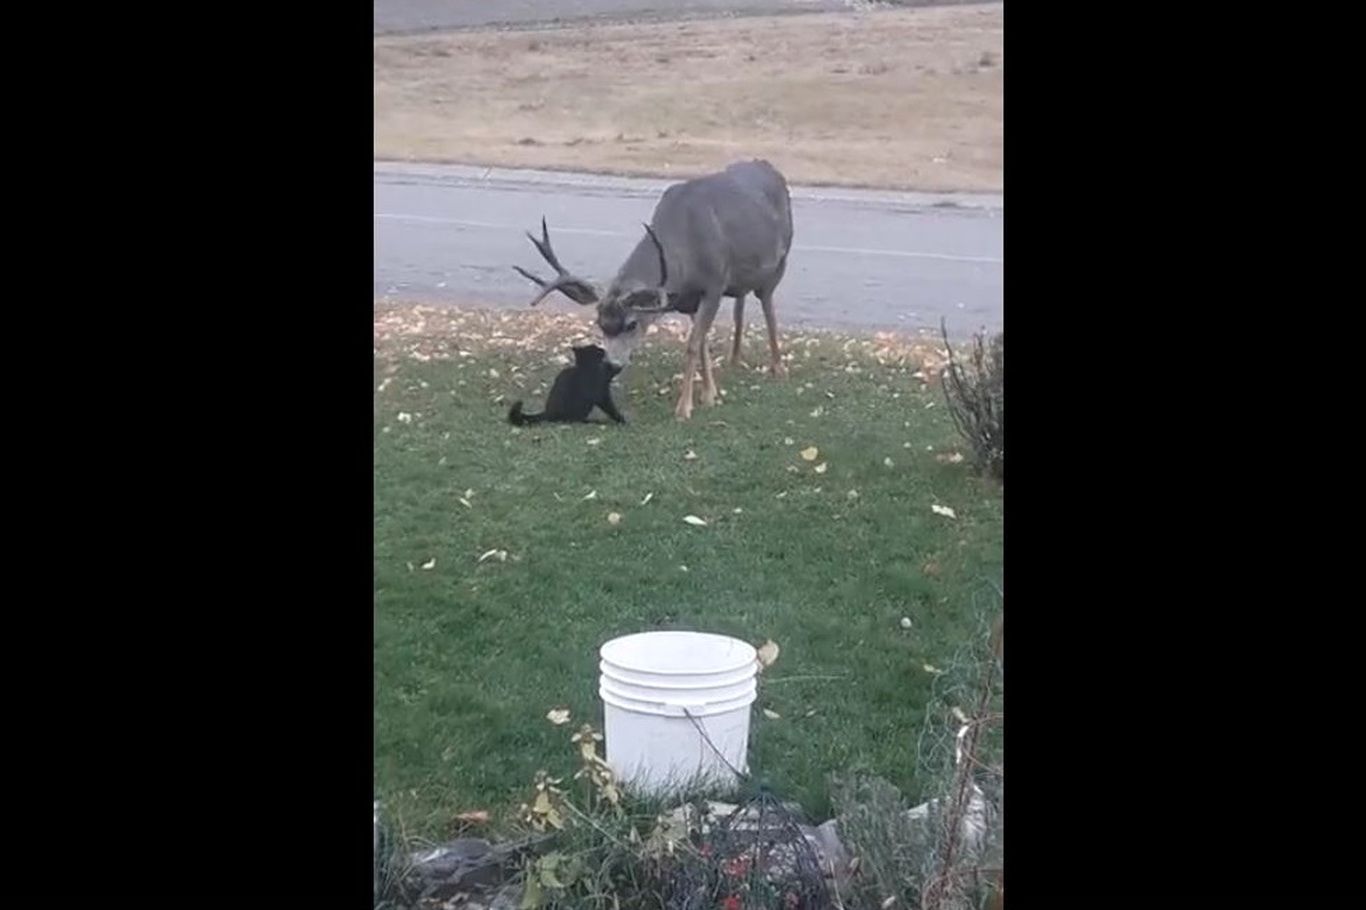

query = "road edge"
[374,161,1004,213]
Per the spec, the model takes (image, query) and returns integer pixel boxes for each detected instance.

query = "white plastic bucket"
[598,631,758,795]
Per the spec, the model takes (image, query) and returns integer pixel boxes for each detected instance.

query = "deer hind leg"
[758,289,786,378]
[729,294,746,367]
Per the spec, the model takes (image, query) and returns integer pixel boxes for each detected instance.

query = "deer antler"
[513,217,600,306]
[624,223,674,314]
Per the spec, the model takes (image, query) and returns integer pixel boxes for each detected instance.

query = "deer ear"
[622,288,672,313]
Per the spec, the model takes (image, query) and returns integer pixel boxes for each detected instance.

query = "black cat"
[507,344,625,426]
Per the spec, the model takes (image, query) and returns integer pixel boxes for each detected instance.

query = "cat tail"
[507,401,545,425]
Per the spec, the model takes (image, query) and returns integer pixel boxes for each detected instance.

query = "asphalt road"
[373,1,986,34]
[374,163,1002,337]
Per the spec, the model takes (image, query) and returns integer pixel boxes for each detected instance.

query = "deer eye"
[625,320,639,332]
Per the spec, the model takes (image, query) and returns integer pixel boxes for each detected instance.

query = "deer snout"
[602,333,637,369]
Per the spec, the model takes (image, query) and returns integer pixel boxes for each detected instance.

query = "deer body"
[514,160,793,420]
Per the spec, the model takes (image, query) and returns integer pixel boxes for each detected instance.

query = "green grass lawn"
[374,304,1002,838]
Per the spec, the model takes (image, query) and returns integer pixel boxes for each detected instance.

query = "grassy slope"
[374,305,1002,835]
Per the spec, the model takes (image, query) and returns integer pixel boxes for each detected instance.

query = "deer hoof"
[769,362,788,379]
[701,387,718,407]
[674,399,694,421]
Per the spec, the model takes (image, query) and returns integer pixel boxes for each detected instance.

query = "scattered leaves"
[900,617,913,629]
[397,412,413,424]
[931,504,957,519]
[884,457,895,468]
[757,639,781,669]
[546,708,571,726]
[683,449,698,461]
[923,664,944,675]
[814,462,828,474]
[640,492,654,506]
[783,437,795,445]
[763,708,781,720]
[682,515,708,527]
[478,549,509,563]
[607,512,622,526]
[420,558,436,570]
[800,446,819,461]
[582,490,598,501]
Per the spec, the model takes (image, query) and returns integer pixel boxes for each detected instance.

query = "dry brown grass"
[373,4,1003,192]
[374,301,953,380]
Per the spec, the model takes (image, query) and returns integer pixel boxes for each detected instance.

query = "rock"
[405,835,555,903]
[410,837,494,874]
[800,818,850,879]
[407,838,503,898]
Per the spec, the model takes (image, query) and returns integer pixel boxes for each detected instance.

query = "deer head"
[513,218,672,368]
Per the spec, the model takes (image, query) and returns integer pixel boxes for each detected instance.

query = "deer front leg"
[729,294,746,367]
[700,333,718,407]
[676,294,722,420]
[675,343,697,421]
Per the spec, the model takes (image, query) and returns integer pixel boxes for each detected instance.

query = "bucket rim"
[598,674,755,707]
[599,631,758,676]
[599,659,756,690]
[600,683,756,718]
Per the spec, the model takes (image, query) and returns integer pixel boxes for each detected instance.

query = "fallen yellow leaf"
[682,515,708,527]
[546,708,572,726]
[757,639,781,668]
[800,446,819,461]
[607,512,622,525]
[814,462,828,474]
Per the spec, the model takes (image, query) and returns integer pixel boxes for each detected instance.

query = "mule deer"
[513,160,793,421]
